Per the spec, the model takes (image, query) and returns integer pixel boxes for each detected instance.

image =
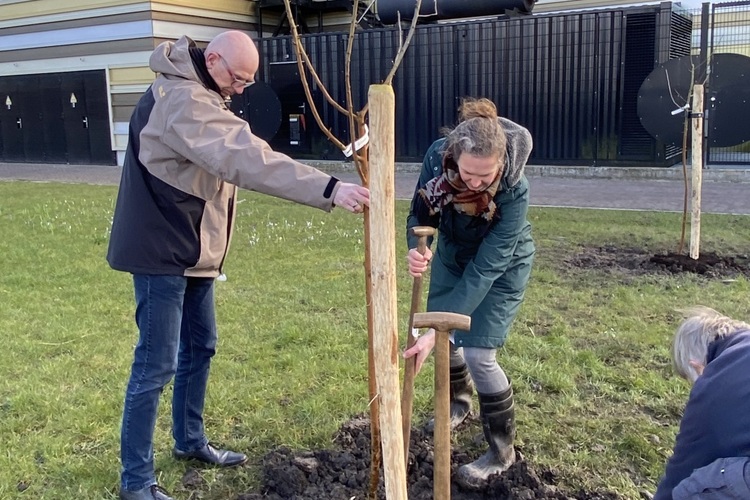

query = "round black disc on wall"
[229,80,283,142]
[638,53,750,148]
[637,55,700,147]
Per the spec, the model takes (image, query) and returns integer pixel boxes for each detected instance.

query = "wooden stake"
[690,84,704,260]
[368,84,407,500]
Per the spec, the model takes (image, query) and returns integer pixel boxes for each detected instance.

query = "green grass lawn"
[0,180,748,499]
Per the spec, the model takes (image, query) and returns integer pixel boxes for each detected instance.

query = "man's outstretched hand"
[334,183,370,214]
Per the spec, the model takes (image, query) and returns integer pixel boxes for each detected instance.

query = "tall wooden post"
[690,84,704,260]
[368,84,408,499]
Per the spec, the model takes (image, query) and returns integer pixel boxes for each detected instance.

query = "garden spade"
[401,225,435,467]
[412,311,471,500]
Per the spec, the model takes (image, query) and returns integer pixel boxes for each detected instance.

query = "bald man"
[108,31,370,500]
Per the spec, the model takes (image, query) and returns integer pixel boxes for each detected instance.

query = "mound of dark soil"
[649,252,750,278]
[237,417,621,500]
[567,246,750,279]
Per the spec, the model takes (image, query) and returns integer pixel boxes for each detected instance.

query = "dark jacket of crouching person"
[654,307,750,500]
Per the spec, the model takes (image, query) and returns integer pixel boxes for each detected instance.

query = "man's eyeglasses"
[218,55,255,89]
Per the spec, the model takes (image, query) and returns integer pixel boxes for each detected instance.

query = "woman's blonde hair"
[672,306,750,383]
[443,98,506,166]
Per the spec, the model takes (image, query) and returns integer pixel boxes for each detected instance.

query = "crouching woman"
[403,97,535,489]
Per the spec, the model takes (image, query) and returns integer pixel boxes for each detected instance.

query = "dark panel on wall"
[0,70,115,164]
[0,77,26,162]
[40,74,67,162]
[18,75,45,162]
[267,61,312,153]
[61,70,114,164]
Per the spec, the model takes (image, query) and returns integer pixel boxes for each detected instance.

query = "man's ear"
[205,51,218,69]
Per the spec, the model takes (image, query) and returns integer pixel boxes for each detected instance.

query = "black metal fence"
[256,2,694,165]
[704,1,750,165]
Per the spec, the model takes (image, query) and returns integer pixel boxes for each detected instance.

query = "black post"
[258,4,264,39]
[699,2,710,167]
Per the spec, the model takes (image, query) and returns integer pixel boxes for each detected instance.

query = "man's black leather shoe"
[172,442,247,467]
[120,484,174,500]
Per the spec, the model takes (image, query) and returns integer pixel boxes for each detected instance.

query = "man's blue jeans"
[120,274,218,491]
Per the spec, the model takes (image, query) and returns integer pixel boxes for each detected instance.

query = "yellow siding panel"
[718,12,750,24]
[113,132,131,148]
[319,12,353,26]
[110,66,155,85]
[1,0,145,21]
[153,0,253,17]
[533,0,655,13]
[716,46,750,57]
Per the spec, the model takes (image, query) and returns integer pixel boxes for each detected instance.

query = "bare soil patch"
[236,417,622,500]
[566,246,750,279]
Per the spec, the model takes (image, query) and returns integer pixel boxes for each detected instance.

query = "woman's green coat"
[406,118,535,348]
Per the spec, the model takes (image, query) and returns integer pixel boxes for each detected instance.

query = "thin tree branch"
[282,0,347,151]
[357,0,378,24]
[356,0,422,118]
[383,0,422,86]
[345,0,366,181]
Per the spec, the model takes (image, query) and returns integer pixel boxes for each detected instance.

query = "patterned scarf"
[418,154,502,221]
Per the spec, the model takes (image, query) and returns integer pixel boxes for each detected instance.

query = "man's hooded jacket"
[108,36,340,277]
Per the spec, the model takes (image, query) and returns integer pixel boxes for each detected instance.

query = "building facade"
[0,0,265,164]
[1,1,747,165]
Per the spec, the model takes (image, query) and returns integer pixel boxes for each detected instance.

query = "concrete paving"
[1,161,749,215]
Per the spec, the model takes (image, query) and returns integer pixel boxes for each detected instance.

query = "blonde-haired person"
[653,307,750,500]
[403,98,534,488]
